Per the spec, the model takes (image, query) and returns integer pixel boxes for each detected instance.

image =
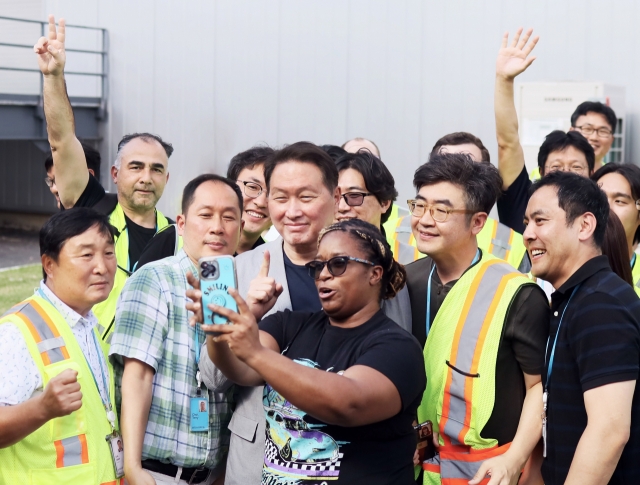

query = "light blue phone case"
[198,255,238,327]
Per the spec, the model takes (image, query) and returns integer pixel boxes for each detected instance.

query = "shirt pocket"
[228,412,258,443]
[30,463,95,485]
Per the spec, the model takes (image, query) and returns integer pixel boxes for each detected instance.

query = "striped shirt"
[109,249,232,469]
[542,256,640,485]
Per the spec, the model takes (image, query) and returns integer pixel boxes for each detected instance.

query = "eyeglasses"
[407,199,473,222]
[236,180,263,198]
[305,256,375,280]
[574,124,613,138]
[44,177,55,187]
[340,192,374,207]
[544,164,588,176]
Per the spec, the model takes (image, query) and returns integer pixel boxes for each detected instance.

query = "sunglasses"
[341,192,375,207]
[305,256,375,280]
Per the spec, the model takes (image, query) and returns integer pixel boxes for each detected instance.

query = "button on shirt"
[0,281,108,406]
[109,249,232,470]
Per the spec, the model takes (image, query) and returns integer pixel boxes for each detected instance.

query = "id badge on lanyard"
[191,325,209,432]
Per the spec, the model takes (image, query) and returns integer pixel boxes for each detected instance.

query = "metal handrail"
[0,15,109,118]
[0,15,105,31]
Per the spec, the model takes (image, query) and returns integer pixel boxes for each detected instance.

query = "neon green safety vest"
[417,254,535,484]
[530,166,542,182]
[92,204,170,356]
[0,295,123,485]
[632,254,640,297]
[386,215,529,272]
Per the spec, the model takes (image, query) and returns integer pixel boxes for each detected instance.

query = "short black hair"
[413,152,503,215]
[530,171,609,248]
[45,142,102,181]
[592,162,640,244]
[264,142,338,192]
[320,145,348,162]
[319,218,406,300]
[226,145,275,181]
[116,133,174,163]
[335,151,398,224]
[181,173,243,215]
[571,101,617,132]
[430,132,490,163]
[40,208,116,280]
[538,130,595,175]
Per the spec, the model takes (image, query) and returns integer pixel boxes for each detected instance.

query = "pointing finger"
[258,250,271,278]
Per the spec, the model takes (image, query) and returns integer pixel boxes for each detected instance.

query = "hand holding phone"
[199,256,238,332]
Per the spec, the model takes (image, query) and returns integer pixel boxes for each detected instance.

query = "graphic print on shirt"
[262,358,346,485]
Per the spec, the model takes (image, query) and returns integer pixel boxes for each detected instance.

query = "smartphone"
[415,420,436,462]
[198,255,238,330]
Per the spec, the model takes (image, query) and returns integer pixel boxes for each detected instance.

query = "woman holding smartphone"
[194,219,425,485]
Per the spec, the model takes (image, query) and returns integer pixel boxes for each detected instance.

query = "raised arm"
[34,15,88,208]
[495,28,539,189]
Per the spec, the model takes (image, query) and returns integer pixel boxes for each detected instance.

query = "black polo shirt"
[405,252,549,445]
[497,166,530,234]
[542,255,640,485]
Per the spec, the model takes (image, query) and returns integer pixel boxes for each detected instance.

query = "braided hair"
[318,218,406,300]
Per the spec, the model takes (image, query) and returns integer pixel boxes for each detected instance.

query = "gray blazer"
[198,238,412,485]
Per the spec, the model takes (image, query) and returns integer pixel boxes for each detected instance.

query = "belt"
[142,459,210,484]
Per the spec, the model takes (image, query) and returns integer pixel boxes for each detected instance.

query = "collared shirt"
[542,255,640,485]
[0,281,108,406]
[109,249,232,470]
[404,251,549,445]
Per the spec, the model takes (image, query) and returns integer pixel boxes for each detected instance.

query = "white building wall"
[3,0,640,217]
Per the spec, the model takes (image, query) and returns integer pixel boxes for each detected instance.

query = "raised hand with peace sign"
[34,15,66,77]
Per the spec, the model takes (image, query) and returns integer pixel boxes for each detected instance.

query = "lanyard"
[632,253,636,269]
[426,249,480,337]
[544,284,581,389]
[37,288,116,429]
[194,323,204,394]
[542,283,580,458]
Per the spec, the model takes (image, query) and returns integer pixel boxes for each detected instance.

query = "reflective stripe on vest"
[417,254,534,483]
[92,203,170,355]
[9,299,70,365]
[55,434,89,467]
[392,215,528,271]
[0,296,123,484]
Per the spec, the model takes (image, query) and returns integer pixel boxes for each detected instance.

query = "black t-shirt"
[497,166,531,234]
[125,214,157,271]
[542,256,640,485]
[259,309,426,485]
[60,173,118,214]
[405,254,549,445]
[283,251,322,312]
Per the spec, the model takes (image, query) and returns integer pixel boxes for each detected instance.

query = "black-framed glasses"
[44,177,55,187]
[236,180,263,198]
[340,192,375,207]
[574,124,613,138]
[305,256,375,280]
[407,199,473,222]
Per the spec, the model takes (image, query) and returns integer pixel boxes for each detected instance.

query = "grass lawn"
[0,264,42,314]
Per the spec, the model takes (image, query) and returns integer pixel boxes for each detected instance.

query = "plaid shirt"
[109,249,231,469]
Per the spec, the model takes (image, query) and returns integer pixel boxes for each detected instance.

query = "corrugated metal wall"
[3,0,640,217]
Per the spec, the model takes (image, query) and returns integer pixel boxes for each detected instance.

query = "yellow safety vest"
[632,255,640,297]
[387,215,529,272]
[92,204,170,356]
[0,296,123,485]
[417,254,534,484]
[530,166,542,182]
